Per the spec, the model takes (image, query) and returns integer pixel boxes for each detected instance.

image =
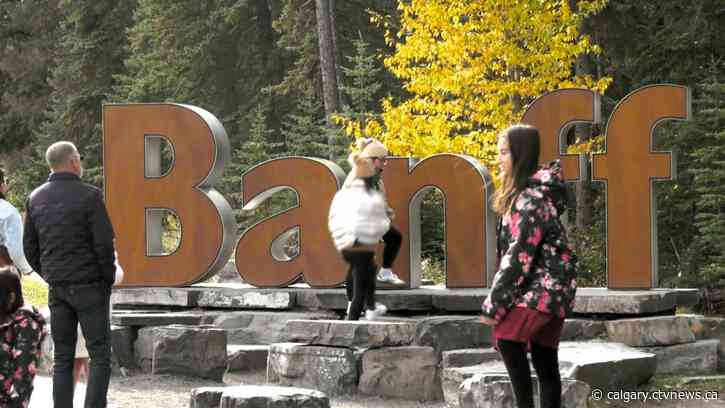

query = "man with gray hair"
[24,141,116,408]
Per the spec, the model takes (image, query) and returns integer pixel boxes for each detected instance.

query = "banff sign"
[103,85,690,290]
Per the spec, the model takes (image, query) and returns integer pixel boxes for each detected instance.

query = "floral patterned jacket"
[0,305,47,407]
[482,161,577,323]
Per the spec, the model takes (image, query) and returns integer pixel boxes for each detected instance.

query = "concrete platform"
[112,284,699,316]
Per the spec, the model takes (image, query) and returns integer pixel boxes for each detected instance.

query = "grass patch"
[21,276,48,307]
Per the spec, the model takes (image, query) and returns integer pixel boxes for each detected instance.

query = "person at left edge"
[23,141,116,408]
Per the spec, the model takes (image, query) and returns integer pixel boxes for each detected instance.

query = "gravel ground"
[31,371,725,408]
[31,370,449,408]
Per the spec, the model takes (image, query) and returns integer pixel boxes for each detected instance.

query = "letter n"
[103,104,236,286]
[383,155,495,288]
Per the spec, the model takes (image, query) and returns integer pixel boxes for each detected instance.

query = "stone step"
[227,345,269,372]
[441,358,575,406]
[284,319,416,348]
[413,316,493,353]
[112,285,698,315]
[212,311,337,345]
[441,348,499,369]
[441,341,656,406]
[558,341,656,390]
[111,310,221,327]
[605,315,696,346]
[113,287,200,307]
[641,339,720,375]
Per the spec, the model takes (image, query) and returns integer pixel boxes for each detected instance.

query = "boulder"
[702,317,725,370]
[459,374,590,408]
[135,324,227,381]
[190,387,226,408]
[213,311,337,345]
[441,348,499,369]
[558,341,656,390]
[605,316,696,346]
[111,325,136,369]
[267,343,357,396]
[227,345,269,372]
[358,346,442,401]
[219,385,329,408]
[284,319,416,348]
[561,318,606,341]
[414,316,492,353]
[641,339,720,375]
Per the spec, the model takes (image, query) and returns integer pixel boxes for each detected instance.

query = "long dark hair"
[492,124,540,215]
[0,267,24,316]
[0,168,5,200]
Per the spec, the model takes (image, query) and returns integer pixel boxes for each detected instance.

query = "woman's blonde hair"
[492,125,541,215]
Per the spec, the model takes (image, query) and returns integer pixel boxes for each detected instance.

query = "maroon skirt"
[492,306,564,351]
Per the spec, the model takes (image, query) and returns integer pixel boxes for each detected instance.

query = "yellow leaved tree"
[354,0,611,170]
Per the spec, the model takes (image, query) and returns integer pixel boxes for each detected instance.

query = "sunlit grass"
[21,275,48,307]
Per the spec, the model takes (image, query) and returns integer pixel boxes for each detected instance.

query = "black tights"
[497,339,561,408]
[381,226,402,268]
[342,250,376,320]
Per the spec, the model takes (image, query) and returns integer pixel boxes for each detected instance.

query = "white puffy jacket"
[328,179,391,251]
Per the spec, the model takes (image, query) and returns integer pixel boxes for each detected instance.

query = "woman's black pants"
[342,249,377,320]
[497,339,562,408]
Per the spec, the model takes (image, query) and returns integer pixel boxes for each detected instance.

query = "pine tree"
[691,68,725,285]
[12,0,134,194]
[281,91,328,158]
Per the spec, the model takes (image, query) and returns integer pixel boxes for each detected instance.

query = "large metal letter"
[592,85,691,288]
[383,155,495,288]
[236,157,347,287]
[521,88,600,179]
[103,104,236,286]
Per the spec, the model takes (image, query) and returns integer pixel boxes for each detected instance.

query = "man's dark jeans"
[49,281,111,408]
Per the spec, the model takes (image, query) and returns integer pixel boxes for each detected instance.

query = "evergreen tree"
[281,91,328,158]
[691,68,725,286]
[13,0,134,195]
[0,0,61,187]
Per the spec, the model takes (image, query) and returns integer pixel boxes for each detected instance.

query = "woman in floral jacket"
[0,266,47,407]
[481,124,577,408]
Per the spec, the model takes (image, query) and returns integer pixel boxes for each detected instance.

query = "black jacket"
[23,172,116,286]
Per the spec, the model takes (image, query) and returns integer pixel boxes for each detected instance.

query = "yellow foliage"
[567,135,605,155]
[358,0,612,173]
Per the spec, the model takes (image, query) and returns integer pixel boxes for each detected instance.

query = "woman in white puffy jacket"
[329,152,390,320]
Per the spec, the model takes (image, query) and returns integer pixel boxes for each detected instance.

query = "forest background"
[0,0,723,297]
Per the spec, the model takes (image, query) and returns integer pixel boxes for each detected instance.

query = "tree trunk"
[315,0,339,117]
[328,0,346,108]
[315,0,340,160]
